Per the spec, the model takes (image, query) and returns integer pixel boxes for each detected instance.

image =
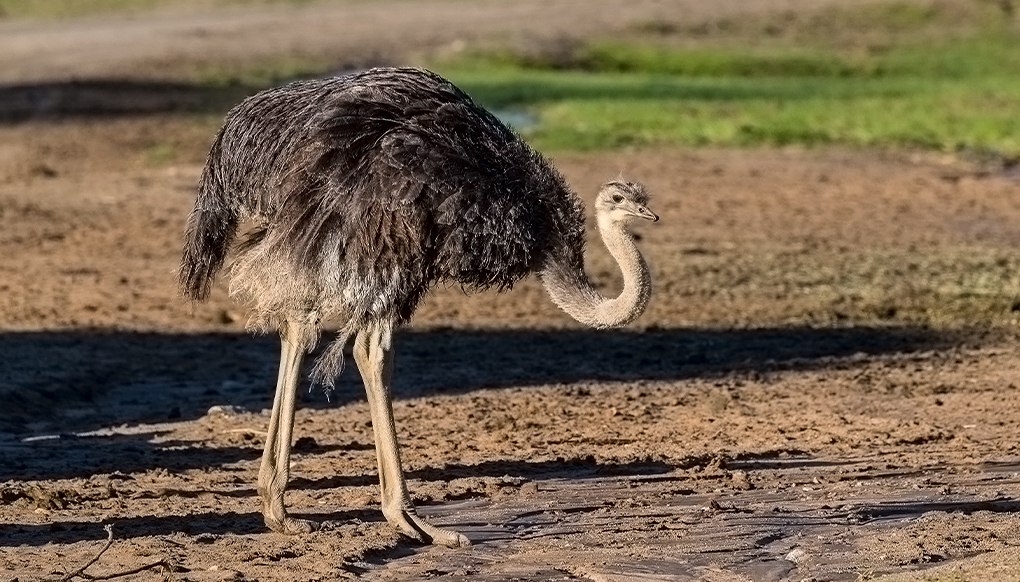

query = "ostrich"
[179,67,658,547]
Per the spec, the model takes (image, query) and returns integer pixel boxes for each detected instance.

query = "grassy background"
[430,0,1020,155]
[7,0,1019,157]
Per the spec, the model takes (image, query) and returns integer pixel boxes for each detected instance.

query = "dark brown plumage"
[181,67,588,383]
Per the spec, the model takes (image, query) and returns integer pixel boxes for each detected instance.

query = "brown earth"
[3,1,1020,581]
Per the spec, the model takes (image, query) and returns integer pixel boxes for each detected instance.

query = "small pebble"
[785,548,807,563]
[206,405,247,416]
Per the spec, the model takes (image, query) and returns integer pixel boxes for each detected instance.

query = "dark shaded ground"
[0,324,971,436]
[0,81,254,122]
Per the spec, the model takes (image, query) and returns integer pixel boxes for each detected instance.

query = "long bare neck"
[540,213,651,329]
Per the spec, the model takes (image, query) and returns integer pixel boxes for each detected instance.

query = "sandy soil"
[3,1,1020,581]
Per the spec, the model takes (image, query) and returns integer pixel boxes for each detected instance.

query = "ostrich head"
[595,181,659,225]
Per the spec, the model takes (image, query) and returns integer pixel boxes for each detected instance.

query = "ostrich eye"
[611,194,624,204]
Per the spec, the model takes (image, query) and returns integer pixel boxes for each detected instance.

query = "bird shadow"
[379,325,970,401]
[0,324,975,482]
[0,325,971,429]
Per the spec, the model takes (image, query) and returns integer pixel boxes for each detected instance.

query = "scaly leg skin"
[353,321,470,548]
[257,322,317,535]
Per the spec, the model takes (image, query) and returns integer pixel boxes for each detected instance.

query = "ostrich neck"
[541,213,651,329]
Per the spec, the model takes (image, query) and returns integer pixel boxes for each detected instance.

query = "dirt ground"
[3,1,1020,581]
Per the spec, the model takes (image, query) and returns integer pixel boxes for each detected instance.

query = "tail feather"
[179,164,238,301]
[309,329,353,388]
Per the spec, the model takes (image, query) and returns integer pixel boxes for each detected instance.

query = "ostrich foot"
[385,507,470,547]
[264,513,317,535]
[261,492,317,535]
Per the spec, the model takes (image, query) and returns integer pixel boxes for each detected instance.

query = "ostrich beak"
[616,197,659,222]
[633,203,659,222]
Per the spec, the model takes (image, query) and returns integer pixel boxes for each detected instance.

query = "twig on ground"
[77,560,176,580]
[60,525,114,582]
[60,525,177,581]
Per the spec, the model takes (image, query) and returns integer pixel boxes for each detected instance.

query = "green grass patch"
[576,44,863,78]
[571,33,1020,79]
[438,69,1020,153]
[430,1,1020,153]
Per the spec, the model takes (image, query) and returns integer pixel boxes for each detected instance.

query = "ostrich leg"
[257,320,317,534]
[353,321,471,547]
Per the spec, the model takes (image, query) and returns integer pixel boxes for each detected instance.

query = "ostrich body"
[179,67,657,547]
